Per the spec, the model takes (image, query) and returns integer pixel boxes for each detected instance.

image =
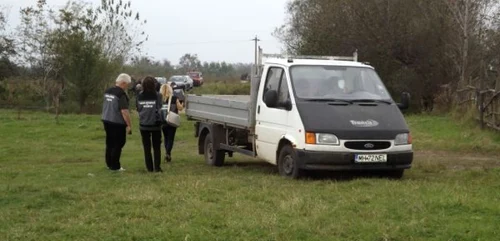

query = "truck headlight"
[395,133,412,145]
[306,132,340,145]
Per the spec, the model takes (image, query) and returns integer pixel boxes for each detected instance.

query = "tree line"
[274,0,500,113]
[122,54,252,83]
[0,0,147,116]
[0,0,252,116]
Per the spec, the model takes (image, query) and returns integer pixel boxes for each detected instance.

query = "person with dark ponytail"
[136,76,163,172]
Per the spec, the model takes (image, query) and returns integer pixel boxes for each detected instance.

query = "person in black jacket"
[136,76,163,172]
[101,73,132,171]
[159,82,184,163]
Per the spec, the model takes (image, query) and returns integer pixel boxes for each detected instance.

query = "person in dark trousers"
[136,76,163,172]
[101,73,132,171]
[159,83,184,163]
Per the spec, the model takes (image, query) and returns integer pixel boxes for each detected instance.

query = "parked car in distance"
[187,71,204,86]
[183,75,194,90]
[169,75,193,91]
[155,76,167,91]
[155,77,167,85]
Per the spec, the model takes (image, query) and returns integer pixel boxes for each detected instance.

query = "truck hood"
[295,101,410,140]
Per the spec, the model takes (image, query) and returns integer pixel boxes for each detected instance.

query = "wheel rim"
[283,155,294,174]
[206,142,214,162]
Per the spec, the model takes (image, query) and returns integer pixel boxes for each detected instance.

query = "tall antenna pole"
[252,35,260,75]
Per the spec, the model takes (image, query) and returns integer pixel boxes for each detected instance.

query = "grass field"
[1,109,499,241]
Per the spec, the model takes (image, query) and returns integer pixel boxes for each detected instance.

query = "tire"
[278,145,303,179]
[204,134,225,167]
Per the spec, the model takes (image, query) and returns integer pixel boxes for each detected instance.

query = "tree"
[17,0,61,111]
[16,0,148,115]
[0,7,15,59]
[0,6,19,97]
[273,0,500,112]
[2,79,38,119]
[122,56,174,79]
[179,53,201,72]
[97,0,148,62]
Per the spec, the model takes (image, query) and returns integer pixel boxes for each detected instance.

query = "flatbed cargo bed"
[185,94,252,129]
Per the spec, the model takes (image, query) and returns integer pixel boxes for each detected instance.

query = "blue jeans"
[162,125,177,156]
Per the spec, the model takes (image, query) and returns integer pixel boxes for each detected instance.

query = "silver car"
[183,75,194,90]
[169,75,193,91]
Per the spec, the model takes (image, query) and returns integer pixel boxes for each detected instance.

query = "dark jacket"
[136,91,162,131]
[101,86,129,126]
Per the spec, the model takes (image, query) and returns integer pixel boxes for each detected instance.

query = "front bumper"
[295,149,413,171]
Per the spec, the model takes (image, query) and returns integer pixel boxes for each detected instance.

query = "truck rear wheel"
[278,145,303,179]
[204,134,225,167]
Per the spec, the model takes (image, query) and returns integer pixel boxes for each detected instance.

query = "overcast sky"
[3,0,289,64]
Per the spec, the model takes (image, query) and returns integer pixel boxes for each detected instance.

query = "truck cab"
[186,50,412,179]
[254,55,412,178]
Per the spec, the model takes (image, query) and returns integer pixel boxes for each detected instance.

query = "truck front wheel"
[204,134,225,167]
[278,145,303,179]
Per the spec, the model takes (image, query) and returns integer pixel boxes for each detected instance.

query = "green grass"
[1,109,500,240]
[406,114,500,153]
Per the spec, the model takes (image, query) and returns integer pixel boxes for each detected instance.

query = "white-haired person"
[159,83,184,163]
[101,73,133,171]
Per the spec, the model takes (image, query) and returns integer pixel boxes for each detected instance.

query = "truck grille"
[344,141,391,150]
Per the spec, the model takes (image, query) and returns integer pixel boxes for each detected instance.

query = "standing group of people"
[100,73,183,173]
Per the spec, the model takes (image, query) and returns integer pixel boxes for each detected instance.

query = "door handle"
[257,105,260,114]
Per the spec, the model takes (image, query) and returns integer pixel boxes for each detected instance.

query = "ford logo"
[364,143,375,149]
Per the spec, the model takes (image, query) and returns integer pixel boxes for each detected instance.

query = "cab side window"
[263,66,291,108]
[263,67,282,97]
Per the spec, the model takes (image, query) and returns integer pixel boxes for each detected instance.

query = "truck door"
[255,66,292,165]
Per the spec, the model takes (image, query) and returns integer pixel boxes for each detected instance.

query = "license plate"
[354,154,387,163]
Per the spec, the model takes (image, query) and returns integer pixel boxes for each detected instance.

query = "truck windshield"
[289,65,392,101]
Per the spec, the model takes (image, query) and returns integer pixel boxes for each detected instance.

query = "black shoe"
[166,154,171,163]
[155,168,163,172]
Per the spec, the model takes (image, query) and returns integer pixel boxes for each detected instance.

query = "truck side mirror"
[264,90,278,108]
[397,92,410,110]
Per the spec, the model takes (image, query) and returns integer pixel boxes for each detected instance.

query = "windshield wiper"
[303,98,353,104]
[351,99,393,105]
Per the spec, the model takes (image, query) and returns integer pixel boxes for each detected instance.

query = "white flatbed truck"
[185,48,413,179]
